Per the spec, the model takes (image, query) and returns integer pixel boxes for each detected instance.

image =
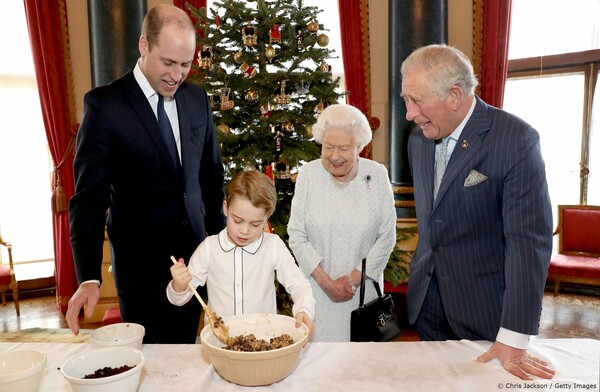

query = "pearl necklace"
[331,160,359,189]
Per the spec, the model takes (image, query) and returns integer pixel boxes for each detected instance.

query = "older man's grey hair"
[312,104,372,150]
[401,44,478,98]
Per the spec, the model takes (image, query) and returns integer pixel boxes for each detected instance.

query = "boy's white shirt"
[166,229,316,320]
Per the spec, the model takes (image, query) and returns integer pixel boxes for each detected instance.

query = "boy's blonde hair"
[226,170,277,217]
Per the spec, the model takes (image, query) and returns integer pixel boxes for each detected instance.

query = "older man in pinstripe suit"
[401,44,555,380]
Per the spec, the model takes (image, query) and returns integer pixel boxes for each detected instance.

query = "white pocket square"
[464,170,488,187]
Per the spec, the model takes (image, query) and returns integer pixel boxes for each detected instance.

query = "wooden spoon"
[170,256,230,344]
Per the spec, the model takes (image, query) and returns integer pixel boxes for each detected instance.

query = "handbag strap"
[359,258,366,307]
[358,258,384,308]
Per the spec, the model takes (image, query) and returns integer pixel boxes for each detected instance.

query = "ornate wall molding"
[472,0,484,97]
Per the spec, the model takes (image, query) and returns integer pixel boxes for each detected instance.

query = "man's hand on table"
[477,341,556,380]
[66,282,100,336]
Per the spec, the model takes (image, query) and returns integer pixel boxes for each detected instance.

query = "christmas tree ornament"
[275,161,291,179]
[198,45,213,69]
[274,129,283,152]
[269,24,281,44]
[305,123,313,136]
[290,172,298,183]
[209,91,221,109]
[317,61,331,72]
[217,124,230,133]
[281,120,294,133]
[316,33,329,47]
[215,14,221,28]
[239,61,258,78]
[307,20,319,33]
[273,80,292,104]
[244,89,259,103]
[265,45,276,63]
[242,24,258,46]
[295,79,310,94]
[260,103,272,119]
[233,50,243,64]
[263,163,274,182]
[369,116,381,131]
[295,26,304,50]
[316,100,325,115]
[219,87,234,110]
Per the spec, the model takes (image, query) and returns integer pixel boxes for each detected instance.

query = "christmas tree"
[188,0,343,239]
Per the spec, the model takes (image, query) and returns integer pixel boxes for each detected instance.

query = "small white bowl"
[201,313,309,386]
[61,347,144,392]
[90,322,145,350]
[0,349,47,392]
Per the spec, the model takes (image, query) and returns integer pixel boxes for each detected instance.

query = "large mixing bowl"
[200,313,309,386]
[0,349,46,392]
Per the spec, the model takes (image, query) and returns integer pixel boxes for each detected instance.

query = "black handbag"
[350,258,402,342]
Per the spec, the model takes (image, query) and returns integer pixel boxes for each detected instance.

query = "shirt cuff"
[81,279,100,286]
[496,327,530,349]
[292,307,313,321]
[166,280,190,306]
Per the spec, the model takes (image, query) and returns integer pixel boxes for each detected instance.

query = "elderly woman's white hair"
[312,104,372,150]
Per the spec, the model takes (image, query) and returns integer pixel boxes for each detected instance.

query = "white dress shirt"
[166,229,316,320]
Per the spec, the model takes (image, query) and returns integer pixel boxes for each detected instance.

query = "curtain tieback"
[51,123,78,215]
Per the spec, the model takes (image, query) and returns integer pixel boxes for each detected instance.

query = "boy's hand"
[170,258,191,292]
[295,311,315,340]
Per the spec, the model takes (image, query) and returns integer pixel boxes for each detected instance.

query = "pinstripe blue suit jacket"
[406,96,553,340]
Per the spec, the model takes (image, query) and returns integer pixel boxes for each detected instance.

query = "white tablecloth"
[1,339,598,391]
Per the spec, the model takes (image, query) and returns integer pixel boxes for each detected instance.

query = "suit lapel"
[422,136,436,211]
[175,87,191,184]
[433,97,490,210]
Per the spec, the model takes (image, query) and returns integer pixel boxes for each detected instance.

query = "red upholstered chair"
[101,263,121,325]
[547,205,600,296]
[0,238,20,316]
[102,307,122,325]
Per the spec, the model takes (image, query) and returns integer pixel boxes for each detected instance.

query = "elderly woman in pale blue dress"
[288,104,397,342]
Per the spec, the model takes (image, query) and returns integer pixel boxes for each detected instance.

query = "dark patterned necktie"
[157,94,180,169]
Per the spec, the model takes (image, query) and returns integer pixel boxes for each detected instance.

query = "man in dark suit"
[66,5,226,343]
[402,44,555,379]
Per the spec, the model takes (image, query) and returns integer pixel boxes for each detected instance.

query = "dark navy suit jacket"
[69,69,226,342]
[407,96,553,340]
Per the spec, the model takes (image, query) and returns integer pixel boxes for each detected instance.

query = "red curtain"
[174,0,207,15]
[473,0,512,108]
[338,0,375,159]
[23,0,78,313]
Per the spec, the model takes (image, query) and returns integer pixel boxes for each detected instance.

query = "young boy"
[167,170,316,336]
